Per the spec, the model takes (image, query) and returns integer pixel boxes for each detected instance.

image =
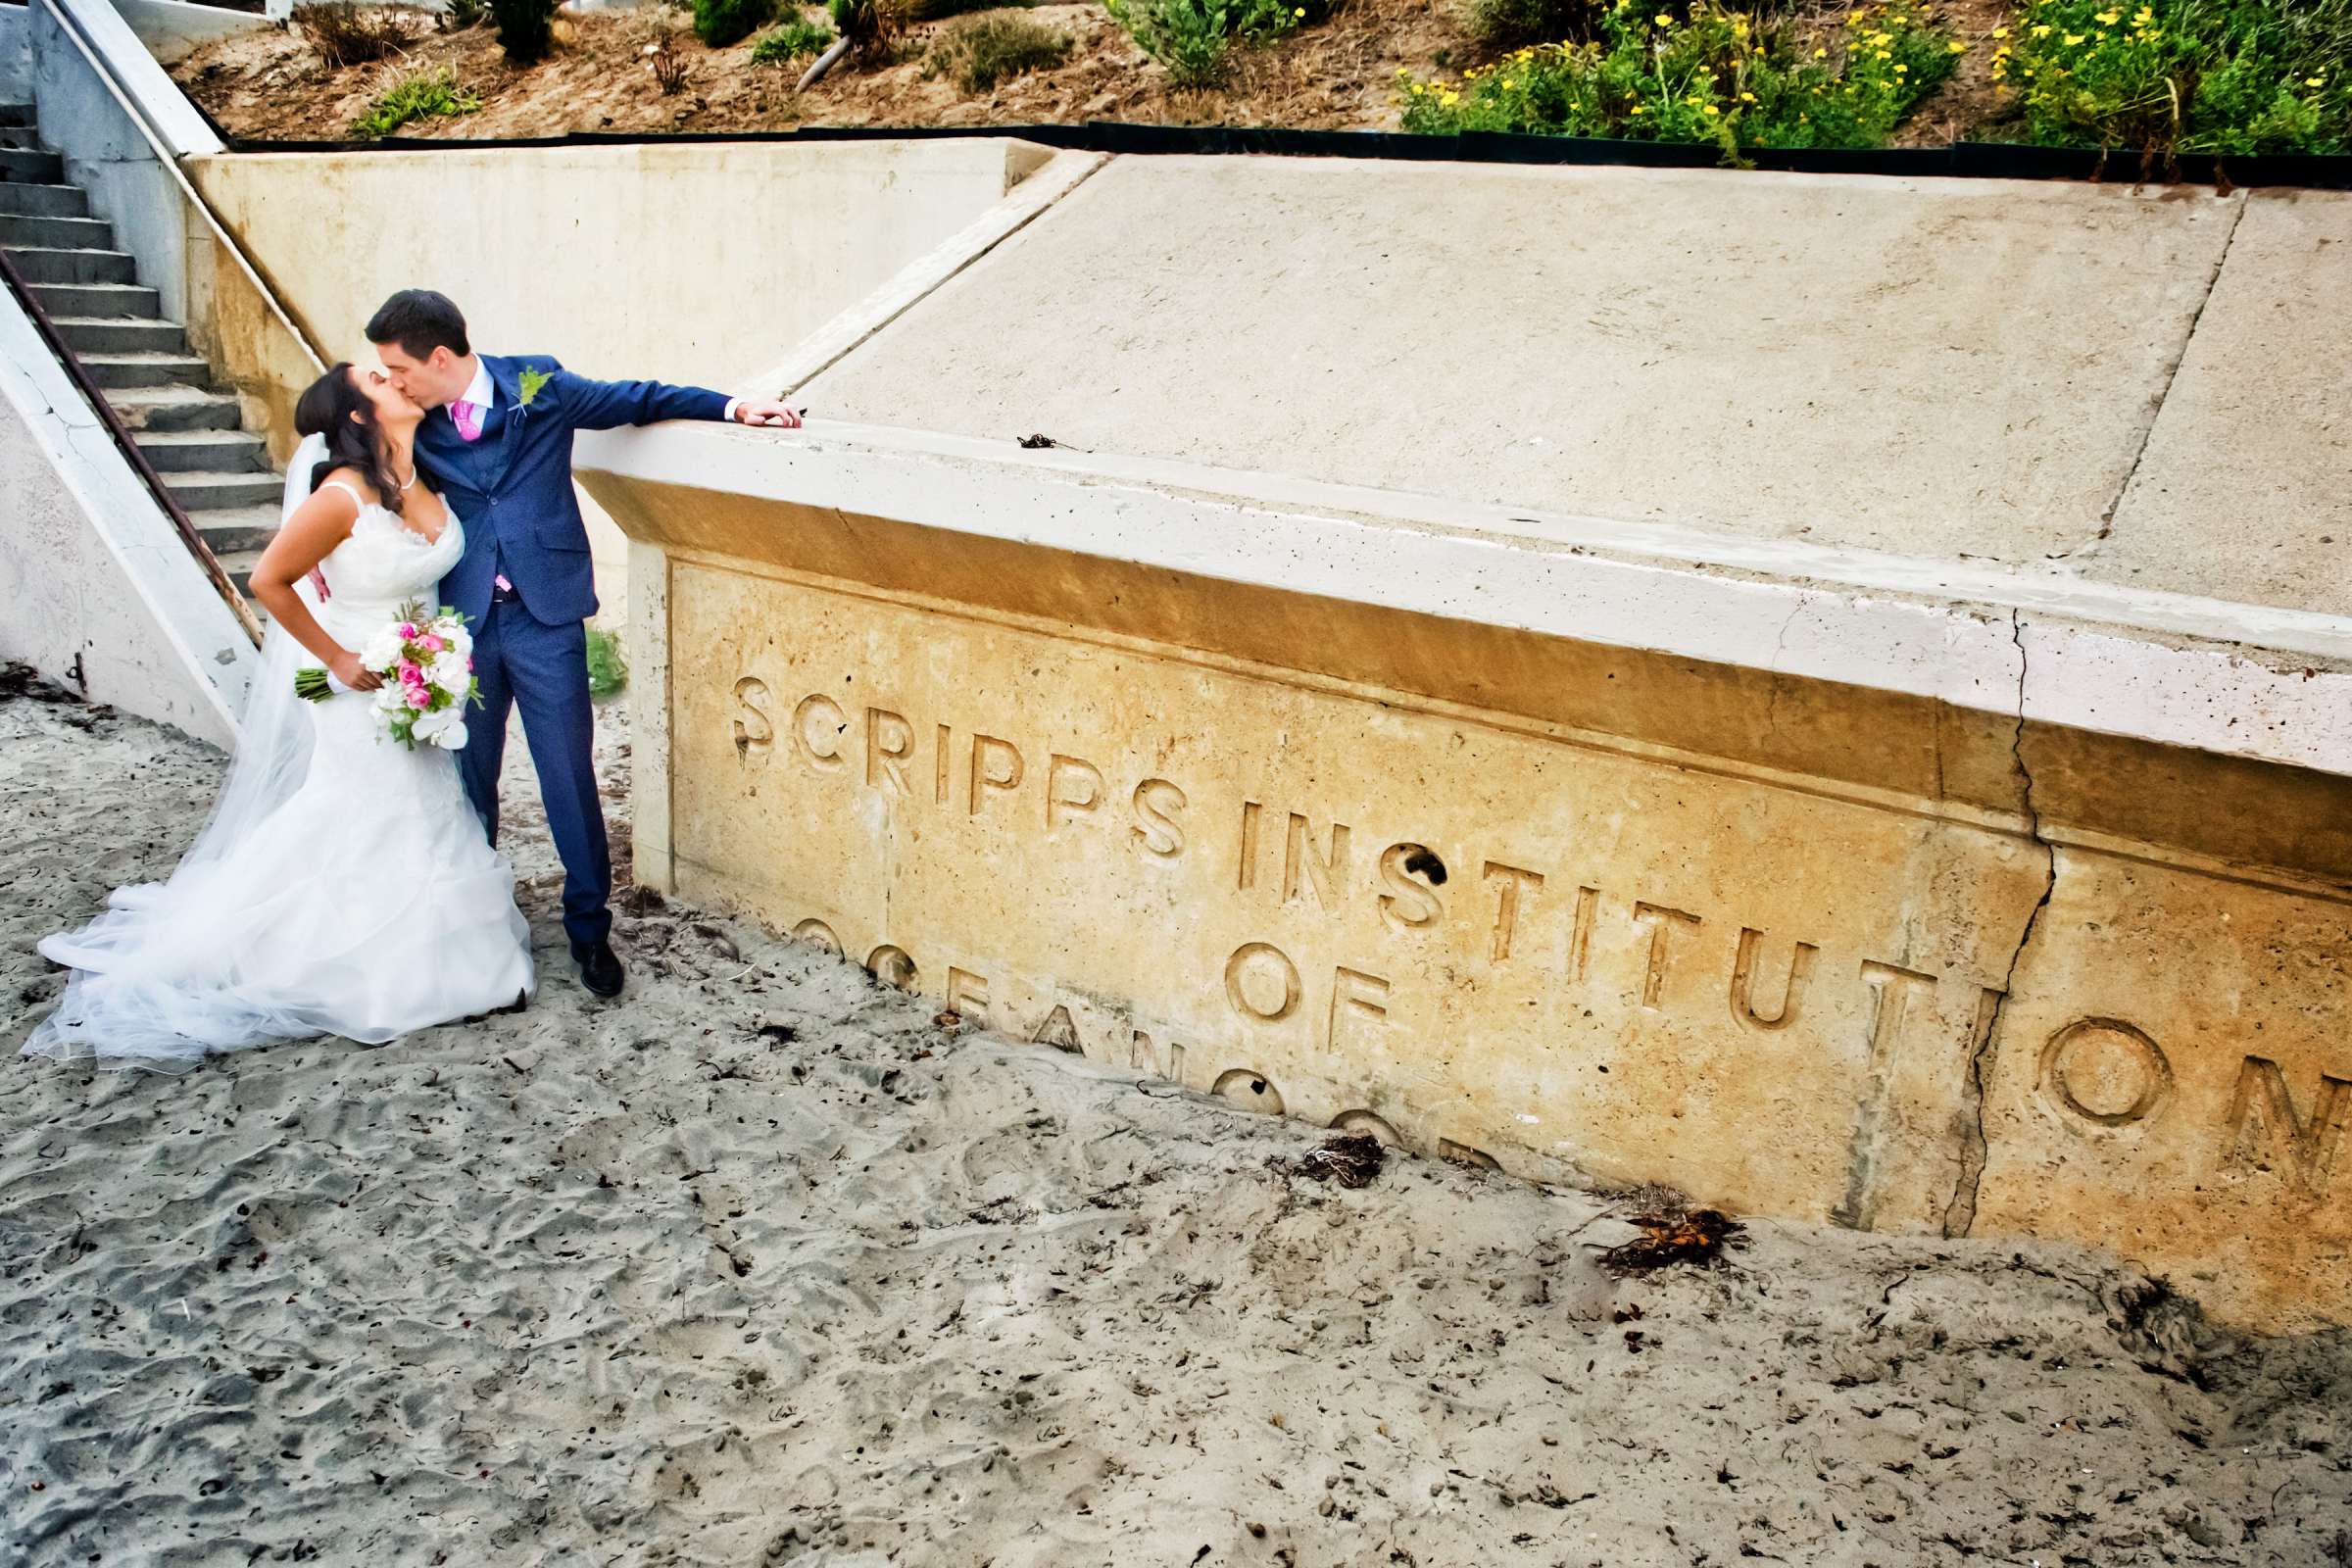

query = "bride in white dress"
[24,362,535,1071]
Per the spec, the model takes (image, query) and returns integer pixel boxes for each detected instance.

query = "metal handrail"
[0,244,267,646]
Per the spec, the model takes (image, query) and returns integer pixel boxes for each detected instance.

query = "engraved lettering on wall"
[1376,843,1445,934]
[733,676,774,763]
[967,735,1023,816]
[1047,755,1105,831]
[1225,941,1302,1023]
[2222,1055,2349,1192]
[792,694,848,772]
[1631,901,1702,1009]
[1730,927,1819,1033]
[2040,1017,2173,1129]
[1483,861,1544,963]
[1132,779,1188,858]
[865,708,913,794]
[947,966,992,1030]
[1283,813,1352,913]
[1329,966,1392,1053]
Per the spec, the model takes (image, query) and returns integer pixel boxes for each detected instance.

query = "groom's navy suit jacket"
[417,351,728,951]
[420,353,727,627]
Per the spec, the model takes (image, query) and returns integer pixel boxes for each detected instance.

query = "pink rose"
[397,622,416,640]
[420,634,445,654]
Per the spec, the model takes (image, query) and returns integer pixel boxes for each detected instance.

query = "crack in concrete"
[1942,610,2057,1238]
[1763,598,1803,744]
[2057,193,2248,562]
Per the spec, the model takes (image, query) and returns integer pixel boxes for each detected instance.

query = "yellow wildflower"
[1813,45,1827,57]
[1442,89,1460,105]
[2093,8,2118,22]
[1992,24,2008,37]
[1654,12,1672,24]
[2063,32,2083,44]
[2032,24,2051,36]
[1948,40,1966,53]
[1893,62,1907,73]
[1631,103,1644,113]
[2308,76,2328,87]
[1740,89,1755,101]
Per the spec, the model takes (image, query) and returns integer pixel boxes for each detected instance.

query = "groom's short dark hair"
[366,289,469,360]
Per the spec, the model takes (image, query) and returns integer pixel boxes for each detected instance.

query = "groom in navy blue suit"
[367,290,803,998]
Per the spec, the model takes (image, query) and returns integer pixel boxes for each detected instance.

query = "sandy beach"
[3,669,2348,1568]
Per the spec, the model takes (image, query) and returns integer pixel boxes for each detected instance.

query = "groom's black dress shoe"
[572,940,625,999]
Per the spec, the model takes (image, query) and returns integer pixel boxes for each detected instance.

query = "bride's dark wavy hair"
[294,362,404,516]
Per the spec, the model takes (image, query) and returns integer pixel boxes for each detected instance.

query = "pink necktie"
[452,399,483,441]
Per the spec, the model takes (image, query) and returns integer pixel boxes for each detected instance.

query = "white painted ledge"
[578,416,2352,781]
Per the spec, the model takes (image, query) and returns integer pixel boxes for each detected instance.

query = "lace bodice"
[312,494,465,640]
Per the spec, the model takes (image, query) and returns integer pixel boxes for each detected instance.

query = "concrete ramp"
[585,155,2352,1332]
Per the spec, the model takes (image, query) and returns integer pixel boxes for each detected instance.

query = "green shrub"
[751,15,835,61]
[351,66,483,137]
[490,0,558,62]
[924,13,1071,90]
[585,627,628,702]
[1105,0,1307,87]
[2001,0,2350,158]
[1399,1,1961,152]
[1464,0,1598,47]
[696,0,777,46]
[293,2,418,67]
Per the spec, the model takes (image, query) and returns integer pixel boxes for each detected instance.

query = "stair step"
[0,105,31,129]
[6,245,138,285]
[216,546,263,602]
[0,213,113,250]
[191,503,282,556]
[80,351,212,390]
[164,468,283,511]
[0,183,90,219]
[107,383,243,432]
[0,127,42,151]
[133,427,270,474]
[29,280,161,318]
[50,316,186,356]
[0,147,65,183]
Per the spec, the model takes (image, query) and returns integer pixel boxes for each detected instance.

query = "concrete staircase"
[0,101,279,606]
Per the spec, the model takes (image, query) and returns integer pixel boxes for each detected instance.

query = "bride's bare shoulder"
[318,466,381,506]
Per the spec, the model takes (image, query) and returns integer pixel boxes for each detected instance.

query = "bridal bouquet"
[294,601,480,751]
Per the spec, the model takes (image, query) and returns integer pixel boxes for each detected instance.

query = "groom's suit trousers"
[459,598,612,950]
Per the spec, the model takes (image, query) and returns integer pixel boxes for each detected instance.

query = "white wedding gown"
[24,479,535,1072]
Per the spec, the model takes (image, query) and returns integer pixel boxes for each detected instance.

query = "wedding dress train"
[24,459,535,1071]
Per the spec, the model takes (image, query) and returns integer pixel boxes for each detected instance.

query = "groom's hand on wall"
[729,399,805,429]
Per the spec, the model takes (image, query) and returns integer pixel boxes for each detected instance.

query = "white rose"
[360,627,406,670]
[428,653,471,695]
[414,707,468,749]
[437,621,473,658]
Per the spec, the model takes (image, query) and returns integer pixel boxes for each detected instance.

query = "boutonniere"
[515,366,553,411]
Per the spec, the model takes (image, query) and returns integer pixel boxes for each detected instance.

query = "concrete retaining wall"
[580,155,2352,1333]
[187,136,1056,613]
[0,5,31,100]
[111,0,267,64]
